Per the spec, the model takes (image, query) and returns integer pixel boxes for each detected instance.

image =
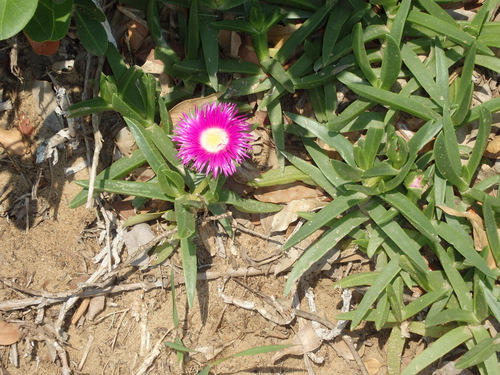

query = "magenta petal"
[172,102,252,178]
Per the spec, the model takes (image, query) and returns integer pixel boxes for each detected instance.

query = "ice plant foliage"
[173,102,252,178]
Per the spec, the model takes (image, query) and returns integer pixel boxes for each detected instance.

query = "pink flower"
[172,102,252,178]
[409,176,423,188]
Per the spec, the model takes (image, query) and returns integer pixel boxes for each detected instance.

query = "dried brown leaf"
[0,128,28,155]
[260,198,325,233]
[272,323,322,362]
[0,321,20,346]
[168,93,223,125]
[485,135,500,158]
[87,296,106,321]
[437,205,497,269]
[268,24,302,49]
[364,357,383,375]
[115,127,137,157]
[253,183,321,204]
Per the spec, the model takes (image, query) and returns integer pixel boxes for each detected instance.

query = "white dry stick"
[134,331,171,375]
[78,333,95,372]
[139,302,150,356]
[100,206,114,272]
[54,341,72,375]
[86,55,105,209]
[55,265,108,330]
[332,289,352,337]
[9,342,18,367]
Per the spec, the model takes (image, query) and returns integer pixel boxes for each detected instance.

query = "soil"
[0,35,433,375]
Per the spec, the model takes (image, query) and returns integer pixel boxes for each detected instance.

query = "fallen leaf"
[126,21,149,53]
[141,49,165,75]
[218,29,241,57]
[364,357,383,375]
[332,335,365,361]
[437,204,497,269]
[238,35,260,65]
[0,321,20,346]
[123,223,156,267]
[115,127,137,157]
[0,128,28,155]
[268,24,301,49]
[87,295,106,321]
[272,323,322,362]
[484,135,500,158]
[168,93,224,125]
[260,198,325,233]
[253,182,321,203]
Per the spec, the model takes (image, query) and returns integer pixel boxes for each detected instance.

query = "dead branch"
[0,266,276,312]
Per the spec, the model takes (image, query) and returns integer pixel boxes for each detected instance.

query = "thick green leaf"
[125,117,165,174]
[437,222,496,278]
[379,34,401,90]
[387,325,405,375]
[400,45,442,105]
[199,14,218,89]
[380,191,439,243]
[248,165,314,188]
[75,179,173,201]
[260,58,294,93]
[284,210,369,294]
[69,149,147,208]
[283,191,367,250]
[68,97,112,117]
[23,0,72,42]
[74,7,108,55]
[122,211,165,228]
[480,280,500,323]
[333,271,382,288]
[352,23,378,87]
[465,106,491,183]
[401,326,472,375]
[331,160,363,182]
[0,0,38,40]
[427,241,474,311]
[426,308,480,327]
[274,4,332,64]
[351,258,401,329]
[389,0,411,43]
[483,196,500,265]
[174,200,196,239]
[218,190,281,214]
[180,234,197,308]
[186,0,199,60]
[282,151,338,198]
[302,138,347,188]
[267,97,285,169]
[456,333,500,370]
[368,200,429,273]
[407,10,492,56]
[322,6,350,67]
[433,116,468,191]
[326,98,374,132]
[401,289,448,321]
[347,83,440,121]
[285,112,355,166]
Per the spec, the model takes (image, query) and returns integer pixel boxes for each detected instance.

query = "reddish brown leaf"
[0,321,20,346]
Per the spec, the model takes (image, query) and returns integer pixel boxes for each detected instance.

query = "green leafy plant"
[0,0,108,55]
[68,44,281,307]
[63,0,500,372]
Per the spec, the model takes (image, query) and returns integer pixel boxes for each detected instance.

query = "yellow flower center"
[200,128,229,153]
